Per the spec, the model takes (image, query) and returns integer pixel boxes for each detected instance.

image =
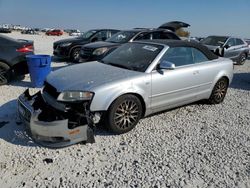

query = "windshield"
[201,36,228,46]
[101,43,163,72]
[106,31,139,43]
[79,30,97,39]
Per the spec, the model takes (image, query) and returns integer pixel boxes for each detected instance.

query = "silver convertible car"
[17,40,234,147]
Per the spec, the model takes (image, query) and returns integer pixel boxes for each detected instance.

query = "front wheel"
[208,77,229,104]
[106,95,142,134]
[0,62,11,85]
[237,53,247,65]
[70,48,81,62]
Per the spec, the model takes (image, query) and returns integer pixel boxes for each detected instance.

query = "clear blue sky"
[0,0,249,38]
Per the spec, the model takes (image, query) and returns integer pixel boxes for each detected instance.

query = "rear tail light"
[16,44,34,53]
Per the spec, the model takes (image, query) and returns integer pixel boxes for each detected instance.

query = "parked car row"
[21,29,39,35]
[53,21,188,62]
[53,29,120,61]
[0,28,12,33]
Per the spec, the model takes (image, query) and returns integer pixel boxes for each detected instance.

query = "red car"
[46,29,63,36]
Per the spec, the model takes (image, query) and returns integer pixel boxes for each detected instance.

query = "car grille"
[43,82,60,99]
[81,47,94,57]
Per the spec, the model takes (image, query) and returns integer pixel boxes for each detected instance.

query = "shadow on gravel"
[0,100,38,147]
[230,73,250,91]
[9,79,32,88]
[52,55,70,63]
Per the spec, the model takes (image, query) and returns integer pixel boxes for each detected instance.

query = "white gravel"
[0,32,250,188]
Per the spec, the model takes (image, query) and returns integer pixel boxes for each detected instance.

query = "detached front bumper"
[17,89,95,148]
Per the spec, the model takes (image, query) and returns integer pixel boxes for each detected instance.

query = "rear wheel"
[106,95,142,134]
[70,48,81,62]
[208,77,228,104]
[0,62,11,85]
[237,53,247,65]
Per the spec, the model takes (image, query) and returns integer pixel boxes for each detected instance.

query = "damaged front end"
[17,89,99,147]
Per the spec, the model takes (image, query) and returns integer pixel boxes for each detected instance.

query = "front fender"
[90,79,151,112]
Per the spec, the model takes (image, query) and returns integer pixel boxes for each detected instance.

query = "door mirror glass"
[159,60,175,70]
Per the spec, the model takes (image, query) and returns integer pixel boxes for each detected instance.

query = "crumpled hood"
[46,61,141,92]
[83,41,119,49]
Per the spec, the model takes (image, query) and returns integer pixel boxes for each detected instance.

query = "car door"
[234,38,247,56]
[224,38,238,58]
[151,47,203,112]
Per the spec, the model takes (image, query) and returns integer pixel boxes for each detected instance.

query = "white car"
[69,32,83,36]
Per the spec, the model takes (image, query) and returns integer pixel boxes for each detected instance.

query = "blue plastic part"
[26,55,51,87]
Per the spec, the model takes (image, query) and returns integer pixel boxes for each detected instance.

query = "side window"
[94,31,108,41]
[152,31,179,40]
[161,47,194,67]
[192,48,209,63]
[235,38,244,45]
[134,32,152,40]
[111,30,118,36]
[226,38,236,47]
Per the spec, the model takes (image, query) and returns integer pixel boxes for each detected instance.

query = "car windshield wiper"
[106,62,133,70]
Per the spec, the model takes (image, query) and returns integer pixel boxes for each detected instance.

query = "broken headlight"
[57,91,94,102]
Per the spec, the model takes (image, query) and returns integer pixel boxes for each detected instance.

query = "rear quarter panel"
[206,58,233,98]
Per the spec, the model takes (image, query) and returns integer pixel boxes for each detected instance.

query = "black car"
[79,21,189,62]
[21,29,39,35]
[0,28,12,33]
[0,34,34,85]
[53,29,120,61]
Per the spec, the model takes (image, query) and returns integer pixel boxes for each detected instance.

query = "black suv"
[79,21,189,62]
[53,29,120,61]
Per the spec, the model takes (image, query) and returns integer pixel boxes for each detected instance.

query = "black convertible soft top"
[138,39,218,60]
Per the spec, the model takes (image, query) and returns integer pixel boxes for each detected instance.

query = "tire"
[70,48,81,62]
[0,62,11,85]
[106,94,142,134]
[237,53,247,65]
[208,77,229,104]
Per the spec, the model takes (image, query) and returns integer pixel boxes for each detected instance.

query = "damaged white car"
[17,40,233,147]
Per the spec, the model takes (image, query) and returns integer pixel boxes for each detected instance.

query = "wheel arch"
[109,93,146,118]
[0,59,11,68]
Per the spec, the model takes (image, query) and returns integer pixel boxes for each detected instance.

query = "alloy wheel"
[73,49,80,61]
[213,79,227,101]
[114,100,139,130]
[0,65,9,85]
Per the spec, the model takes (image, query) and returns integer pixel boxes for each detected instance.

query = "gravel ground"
[0,33,250,188]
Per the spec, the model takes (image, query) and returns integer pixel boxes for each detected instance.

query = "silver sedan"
[17,40,234,147]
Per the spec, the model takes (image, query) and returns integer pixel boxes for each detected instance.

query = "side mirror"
[224,44,231,49]
[159,60,176,70]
